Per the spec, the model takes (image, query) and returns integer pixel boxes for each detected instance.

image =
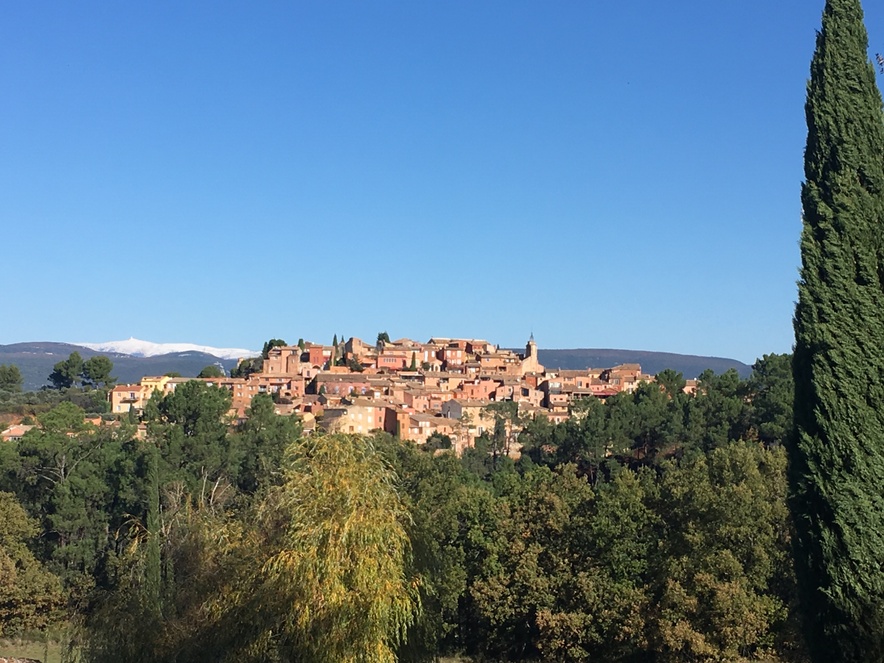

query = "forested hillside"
[0,354,809,661]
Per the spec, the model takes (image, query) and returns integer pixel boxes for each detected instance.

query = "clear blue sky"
[3,1,882,364]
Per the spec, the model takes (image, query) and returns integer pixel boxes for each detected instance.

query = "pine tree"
[791,0,884,659]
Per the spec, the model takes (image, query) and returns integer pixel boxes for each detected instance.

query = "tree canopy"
[0,491,65,637]
[49,352,84,389]
[197,364,225,379]
[47,352,114,390]
[0,355,815,661]
[261,338,287,359]
[791,1,884,659]
[0,364,23,393]
[82,355,115,388]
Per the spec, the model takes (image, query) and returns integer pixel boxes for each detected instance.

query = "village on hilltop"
[98,335,697,455]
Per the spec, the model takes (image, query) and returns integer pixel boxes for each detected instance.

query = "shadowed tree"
[791,0,884,660]
[49,352,84,389]
[747,353,793,446]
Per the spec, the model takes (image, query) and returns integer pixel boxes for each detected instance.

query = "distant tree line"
[0,353,118,419]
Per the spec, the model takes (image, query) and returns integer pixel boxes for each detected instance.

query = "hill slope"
[535,348,752,379]
[0,342,243,391]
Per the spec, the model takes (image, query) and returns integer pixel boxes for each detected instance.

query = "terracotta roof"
[451,398,491,407]
[1,424,36,440]
[314,373,371,383]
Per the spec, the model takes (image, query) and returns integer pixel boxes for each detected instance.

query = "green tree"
[230,358,262,379]
[484,400,520,461]
[49,351,84,389]
[746,353,793,445]
[39,400,89,435]
[77,495,248,663]
[10,402,148,596]
[468,464,657,662]
[229,393,302,494]
[197,364,225,379]
[261,338,287,359]
[790,0,884,659]
[424,431,452,452]
[374,440,492,659]
[148,380,234,494]
[685,369,750,453]
[556,399,612,485]
[0,492,65,636]
[649,443,796,661]
[0,363,23,393]
[82,355,115,388]
[655,368,686,398]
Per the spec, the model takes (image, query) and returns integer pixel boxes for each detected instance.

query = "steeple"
[526,334,537,361]
[520,333,543,375]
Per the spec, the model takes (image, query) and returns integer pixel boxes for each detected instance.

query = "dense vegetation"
[0,355,812,661]
[0,355,114,421]
[791,0,884,660]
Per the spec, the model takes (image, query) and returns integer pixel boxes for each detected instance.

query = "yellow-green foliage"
[0,492,64,637]
[78,433,419,663]
[255,432,420,662]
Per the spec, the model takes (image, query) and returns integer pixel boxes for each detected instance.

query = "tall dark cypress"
[791,0,884,659]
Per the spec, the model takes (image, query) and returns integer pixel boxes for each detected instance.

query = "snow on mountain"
[78,337,259,360]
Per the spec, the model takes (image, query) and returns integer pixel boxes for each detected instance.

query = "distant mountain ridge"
[0,342,244,391]
[534,348,751,380]
[78,337,258,360]
[2,340,752,392]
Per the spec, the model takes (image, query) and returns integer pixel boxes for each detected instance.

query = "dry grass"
[0,637,63,663]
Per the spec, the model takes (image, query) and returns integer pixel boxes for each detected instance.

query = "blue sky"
[2,1,882,363]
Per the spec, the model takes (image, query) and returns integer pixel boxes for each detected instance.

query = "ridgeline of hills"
[2,341,752,392]
[535,349,751,380]
[0,342,241,392]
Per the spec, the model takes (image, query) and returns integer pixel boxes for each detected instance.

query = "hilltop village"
[108,336,691,454]
[109,336,693,453]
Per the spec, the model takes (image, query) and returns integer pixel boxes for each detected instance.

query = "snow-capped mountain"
[78,337,259,360]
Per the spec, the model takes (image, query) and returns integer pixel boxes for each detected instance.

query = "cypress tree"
[791,0,884,660]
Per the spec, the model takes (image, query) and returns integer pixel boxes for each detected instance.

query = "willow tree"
[791,0,884,659]
[78,433,419,663]
[249,433,420,662]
